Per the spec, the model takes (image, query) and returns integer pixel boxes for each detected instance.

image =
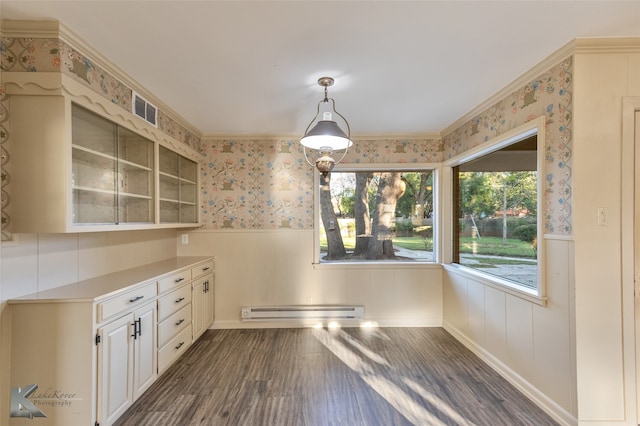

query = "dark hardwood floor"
[115,327,559,426]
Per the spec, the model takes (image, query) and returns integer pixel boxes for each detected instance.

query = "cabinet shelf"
[159,198,196,206]
[159,171,196,185]
[73,186,116,196]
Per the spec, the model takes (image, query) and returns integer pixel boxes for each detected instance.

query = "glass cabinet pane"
[72,105,117,156]
[72,104,155,225]
[117,127,154,223]
[159,146,179,176]
[73,191,117,224]
[72,105,118,224]
[159,146,198,223]
[179,156,197,183]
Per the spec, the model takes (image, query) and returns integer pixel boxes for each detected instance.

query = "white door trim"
[622,97,640,424]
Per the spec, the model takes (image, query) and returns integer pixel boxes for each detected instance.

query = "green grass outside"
[320,235,536,259]
[458,236,536,258]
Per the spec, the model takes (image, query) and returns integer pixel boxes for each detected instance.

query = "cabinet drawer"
[158,304,192,348]
[97,282,156,323]
[158,269,192,294]
[158,326,192,373]
[157,285,191,321]
[191,261,214,279]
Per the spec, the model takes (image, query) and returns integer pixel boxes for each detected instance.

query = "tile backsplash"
[1,229,177,300]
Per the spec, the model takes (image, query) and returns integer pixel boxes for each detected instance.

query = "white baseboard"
[443,321,577,426]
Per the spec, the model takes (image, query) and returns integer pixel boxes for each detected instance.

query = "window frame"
[312,162,442,266]
[443,117,547,304]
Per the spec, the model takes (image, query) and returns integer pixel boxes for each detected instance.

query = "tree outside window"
[319,169,435,262]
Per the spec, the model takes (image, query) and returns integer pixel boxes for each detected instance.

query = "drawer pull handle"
[175,318,185,326]
[203,267,210,271]
[175,277,185,283]
[175,297,185,303]
[129,295,144,303]
[175,341,184,350]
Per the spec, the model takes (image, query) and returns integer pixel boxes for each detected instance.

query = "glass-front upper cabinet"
[7,72,201,233]
[72,104,154,225]
[159,145,198,223]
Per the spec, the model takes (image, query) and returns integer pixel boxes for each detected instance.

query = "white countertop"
[9,256,213,303]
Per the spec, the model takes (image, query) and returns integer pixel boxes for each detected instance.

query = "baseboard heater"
[241,305,364,321]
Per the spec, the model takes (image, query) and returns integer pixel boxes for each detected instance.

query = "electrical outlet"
[181,234,189,244]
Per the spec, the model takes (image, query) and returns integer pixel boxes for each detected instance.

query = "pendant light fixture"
[300,77,352,176]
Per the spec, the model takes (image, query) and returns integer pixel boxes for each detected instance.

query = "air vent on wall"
[132,91,158,127]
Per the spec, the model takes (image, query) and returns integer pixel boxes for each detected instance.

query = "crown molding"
[574,36,640,54]
[441,37,640,138]
[1,19,203,140]
[441,39,576,138]
[1,19,61,37]
[201,132,442,141]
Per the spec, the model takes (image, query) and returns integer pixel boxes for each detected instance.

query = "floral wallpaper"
[201,138,443,229]
[0,30,573,237]
[0,37,202,152]
[0,34,204,240]
[443,57,573,235]
[0,84,10,241]
[201,57,572,235]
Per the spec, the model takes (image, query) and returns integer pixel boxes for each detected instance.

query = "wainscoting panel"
[177,229,443,328]
[443,237,576,423]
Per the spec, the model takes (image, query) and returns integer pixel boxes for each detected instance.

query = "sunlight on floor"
[312,326,478,426]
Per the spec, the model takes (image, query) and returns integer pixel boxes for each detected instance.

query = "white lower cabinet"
[192,272,215,340]
[8,256,213,426]
[97,302,157,426]
[97,314,134,425]
[132,303,157,399]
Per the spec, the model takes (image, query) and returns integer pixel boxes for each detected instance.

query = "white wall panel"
[505,295,534,384]
[573,51,635,421]
[78,232,110,280]
[35,233,78,292]
[466,279,486,345]
[483,285,507,360]
[346,269,371,308]
[367,268,397,321]
[533,238,574,411]
[442,269,468,335]
[443,238,576,423]
[178,230,442,327]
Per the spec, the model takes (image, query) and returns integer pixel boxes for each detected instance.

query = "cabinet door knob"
[175,297,185,304]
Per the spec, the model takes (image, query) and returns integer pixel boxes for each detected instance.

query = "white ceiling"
[2,1,640,138]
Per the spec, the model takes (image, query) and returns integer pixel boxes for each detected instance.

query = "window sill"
[442,263,547,306]
[313,261,442,270]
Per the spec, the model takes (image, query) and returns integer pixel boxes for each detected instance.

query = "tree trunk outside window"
[366,172,405,260]
[320,173,347,259]
[353,172,373,256]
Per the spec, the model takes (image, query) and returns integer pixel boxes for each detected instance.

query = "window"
[317,167,436,263]
[450,120,543,294]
